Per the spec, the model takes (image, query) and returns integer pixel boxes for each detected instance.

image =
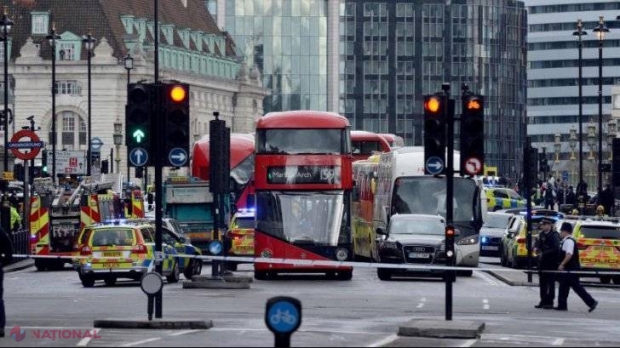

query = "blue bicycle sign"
[265,297,302,335]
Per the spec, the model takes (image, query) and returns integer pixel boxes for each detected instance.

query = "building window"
[31,13,49,35]
[58,111,87,149]
[59,43,76,61]
[55,81,82,96]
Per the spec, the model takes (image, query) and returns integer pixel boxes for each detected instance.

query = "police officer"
[0,226,13,337]
[556,222,598,311]
[534,217,560,309]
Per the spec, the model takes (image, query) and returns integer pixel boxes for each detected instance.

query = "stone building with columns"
[0,0,269,182]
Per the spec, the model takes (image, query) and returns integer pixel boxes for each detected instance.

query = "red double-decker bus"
[254,111,354,280]
[351,130,391,162]
[191,133,256,209]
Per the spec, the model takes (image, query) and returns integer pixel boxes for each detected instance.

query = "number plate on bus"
[409,252,430,259]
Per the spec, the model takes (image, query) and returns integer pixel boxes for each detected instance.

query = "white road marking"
[483,299,490,310]
[459,339,477,347]
[367,334,398,347]
[121,337,162,347]
[552,338,565,346]
[168,330,200,337]
[478,270,506,286]
[417,297,426,309]
[75,329,98,347]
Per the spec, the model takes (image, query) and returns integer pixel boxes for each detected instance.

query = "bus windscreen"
[257,129,344,154]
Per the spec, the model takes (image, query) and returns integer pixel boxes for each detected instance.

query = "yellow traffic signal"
[169,85,187,103]
[425,96,441,113]
[466,98,482,110]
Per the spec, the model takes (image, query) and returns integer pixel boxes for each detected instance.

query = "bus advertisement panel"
[352,155,380,261]
[254,111,354,280]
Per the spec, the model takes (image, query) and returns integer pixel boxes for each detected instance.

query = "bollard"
[140,272,164,321]
[265,297,302,348]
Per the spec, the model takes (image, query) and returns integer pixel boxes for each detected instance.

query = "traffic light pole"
[443,83,454,321]
[525,138,534,283]
[154,83,164,318]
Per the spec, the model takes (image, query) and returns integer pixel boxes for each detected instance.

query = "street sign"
[56,150,87,174]
[2,172,13,180]
[168,148,188,167]
[265,296,302,348]
[129,148,148,167]
[464,157,483,176]
[425,156,444,175]
[562,171,569,182]
[9,129,43,160]
[91,137,103,151]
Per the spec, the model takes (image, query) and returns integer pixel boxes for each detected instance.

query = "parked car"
[480,212,513,257]
[571,219,620,285]
[484,187,527,212]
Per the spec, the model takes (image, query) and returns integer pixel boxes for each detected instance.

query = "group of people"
[535,217,598,311]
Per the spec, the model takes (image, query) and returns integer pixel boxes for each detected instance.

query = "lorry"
[161,176,219,254]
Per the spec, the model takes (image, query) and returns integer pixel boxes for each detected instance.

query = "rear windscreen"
[236,217,255,229]
[580,226,620,239]
[91,229,134,247]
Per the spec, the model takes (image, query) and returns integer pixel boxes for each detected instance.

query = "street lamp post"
[593,16,609,201]
[82,31,96,177]
[124,54,133,85]
[554,133,561,179]
[608,121,616,161]
[113,119,122,175]
[588,123,597,192]
[0,7,12,172]
[569,128,577,182]
[573,19,588,205]
[46,24,61,183]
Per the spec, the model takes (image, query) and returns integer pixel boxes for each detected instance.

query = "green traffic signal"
[132,129,145,143]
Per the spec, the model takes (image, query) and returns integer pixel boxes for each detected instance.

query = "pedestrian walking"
[534,217,561,309]
[556,222,598,312]
[0,226,13,337]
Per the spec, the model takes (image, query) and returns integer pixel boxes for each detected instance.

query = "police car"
[225,209,255,271]
[484,187,527,212]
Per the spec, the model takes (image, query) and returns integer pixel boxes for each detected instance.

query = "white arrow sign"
[171,152,186,162]
[130,148,148,167]
[427,162,442,170]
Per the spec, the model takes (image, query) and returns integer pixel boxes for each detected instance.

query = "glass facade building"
[340,0,527,178]
[223,0,339,113]
[524,0,620,189]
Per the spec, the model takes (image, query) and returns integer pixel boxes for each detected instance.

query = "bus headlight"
[336,248,349,261]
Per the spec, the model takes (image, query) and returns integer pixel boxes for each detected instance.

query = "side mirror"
[506,231,515,239]
[179,236,188,244]
[147,193,154,205]
[376,227,387,235]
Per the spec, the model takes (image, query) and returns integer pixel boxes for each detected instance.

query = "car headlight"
[457,236,479,245]
[481,236,489,244]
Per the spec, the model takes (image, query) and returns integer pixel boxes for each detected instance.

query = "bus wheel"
[600,276,612,284]
[377,268,391,281]
[35,259,48,272]
[337,270,353,281]
[254,270,268,280]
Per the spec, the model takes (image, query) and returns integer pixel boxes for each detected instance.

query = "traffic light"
[162,83,190,167]
[126,83,154,167]
[539,154,548,174]
[135,166,143,178]
[209,117,230,194]
[460,94,484,176]
[423,94,446,175]
[41,150,48,174]
[101,160,109,174]
[445,225,456,266]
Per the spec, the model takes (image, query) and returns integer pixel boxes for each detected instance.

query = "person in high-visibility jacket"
[9,206,21,232]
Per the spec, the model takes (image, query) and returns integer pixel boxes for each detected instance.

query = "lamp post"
[593,16,609,201]
[0,7,12,173]
[554,133,561,179]
[46,24,61,183]
[569,128,577,183]
[588,123,597,191]
[123,54,133,86]
[573,19,587,204]
[113,119,122,174]
[82,31,96,177]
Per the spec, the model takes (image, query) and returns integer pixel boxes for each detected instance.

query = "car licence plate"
[102,263,120,269]
[409,252,430,259]
[482,246,499,251]
[103,252,123,257]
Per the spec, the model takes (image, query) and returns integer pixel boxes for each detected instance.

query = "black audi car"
[375,214,448,280]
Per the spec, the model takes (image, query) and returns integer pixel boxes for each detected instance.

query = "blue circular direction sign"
[168,148,188,167]
[426,156,444,175]
[129,148,149,167]
[208,240,222,255]
[265,298,302,334]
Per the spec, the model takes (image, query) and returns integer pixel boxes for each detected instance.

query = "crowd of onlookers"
[517,174,616,216]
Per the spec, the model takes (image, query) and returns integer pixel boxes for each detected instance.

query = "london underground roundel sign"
[8,129,43,160]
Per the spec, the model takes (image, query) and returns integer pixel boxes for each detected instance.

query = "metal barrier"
[10,228,29,265]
